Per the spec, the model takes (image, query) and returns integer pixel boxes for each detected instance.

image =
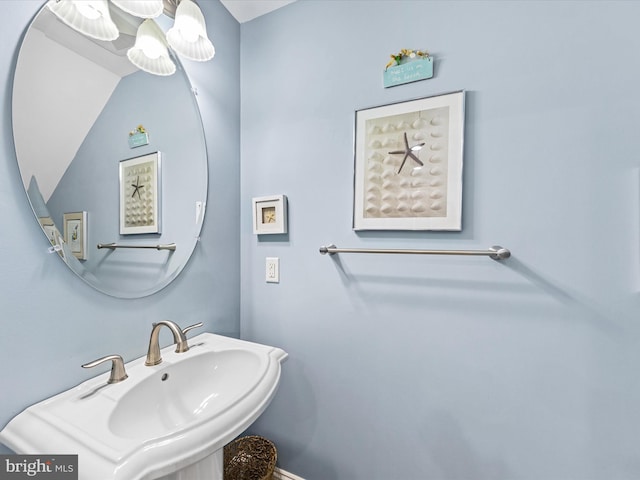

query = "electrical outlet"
[266,257,279,283]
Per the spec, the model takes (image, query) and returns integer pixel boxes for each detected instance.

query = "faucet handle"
[82,354,128,384]
[175,322,204,353]
[182,322,204,336]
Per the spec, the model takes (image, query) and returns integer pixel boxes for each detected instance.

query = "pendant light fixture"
[127,19,176,76]
[46,0,119,41]
[110,0,164,19]
[166,0,215,61]
[46,0,214,76]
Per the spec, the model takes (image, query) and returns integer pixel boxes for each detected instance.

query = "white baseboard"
[274,467,305,480]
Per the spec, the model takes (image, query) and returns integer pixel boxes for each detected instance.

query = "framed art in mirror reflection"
[63,211,87,260]
[119,152,162,235]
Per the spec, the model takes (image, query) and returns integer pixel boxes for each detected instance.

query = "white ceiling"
[219,0,297,23]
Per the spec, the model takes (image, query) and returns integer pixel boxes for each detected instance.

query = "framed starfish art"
[119,152,162,235]
[352,91,465,231]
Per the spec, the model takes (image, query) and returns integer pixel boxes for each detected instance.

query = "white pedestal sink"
[0,333,288,480]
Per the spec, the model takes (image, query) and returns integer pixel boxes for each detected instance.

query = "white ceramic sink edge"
[0,332,288,480]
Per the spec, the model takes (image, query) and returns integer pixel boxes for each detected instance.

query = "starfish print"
[131,176,145,199]
[388,131,425,174]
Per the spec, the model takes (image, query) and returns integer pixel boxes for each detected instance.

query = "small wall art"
[119,151,162,235]
[353,90,465,231]
[38,216,65,258]
[128,124,149,148]
[63,211,87,260]
[383,49,433,88]
[252,195,288,235]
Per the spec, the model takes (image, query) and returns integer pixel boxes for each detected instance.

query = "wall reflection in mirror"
[14,3,209,298]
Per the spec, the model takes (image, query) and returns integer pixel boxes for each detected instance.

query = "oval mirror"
[13,4,208,298]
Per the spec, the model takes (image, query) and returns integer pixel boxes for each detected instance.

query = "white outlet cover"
[266,257,279,283]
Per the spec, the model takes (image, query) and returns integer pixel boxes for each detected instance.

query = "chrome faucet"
[144,320,203,366]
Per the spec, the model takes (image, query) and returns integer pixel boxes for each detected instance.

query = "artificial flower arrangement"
[129,125,147,137]
[385,49,430,70]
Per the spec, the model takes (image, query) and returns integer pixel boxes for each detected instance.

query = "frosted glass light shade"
[166,0,215,61]
[111,0,164,19]
[46,0,119,41]
[127,19,176,76]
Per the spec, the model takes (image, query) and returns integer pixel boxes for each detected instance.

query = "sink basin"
[0,333,288,480]
[110,349,262,439]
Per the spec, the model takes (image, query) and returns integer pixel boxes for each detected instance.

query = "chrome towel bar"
[97,243,176,251]
[319,244,510,260]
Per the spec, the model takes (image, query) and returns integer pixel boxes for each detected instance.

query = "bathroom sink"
[109,349,262,439]
[0,333,288,480]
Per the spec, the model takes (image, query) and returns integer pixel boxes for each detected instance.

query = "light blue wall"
[0,0,240,450]
[240,1,640,479]
[4,1,640,478]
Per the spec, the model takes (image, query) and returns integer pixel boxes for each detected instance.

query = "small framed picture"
[252,195,288,235]
[38,217,65,259]
[63,211,87,260]
[353,90,465,231]
[119,152,162,235]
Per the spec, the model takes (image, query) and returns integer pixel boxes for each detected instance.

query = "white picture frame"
[252,195,288,235]
[119,152,162,235]
[38,216,65,258]
[63,211,87,260]
[353,90,465,231]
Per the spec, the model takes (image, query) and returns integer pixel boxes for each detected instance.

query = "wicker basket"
[223,435,277,480]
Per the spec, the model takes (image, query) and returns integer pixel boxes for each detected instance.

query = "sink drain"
[161,373,169,381]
